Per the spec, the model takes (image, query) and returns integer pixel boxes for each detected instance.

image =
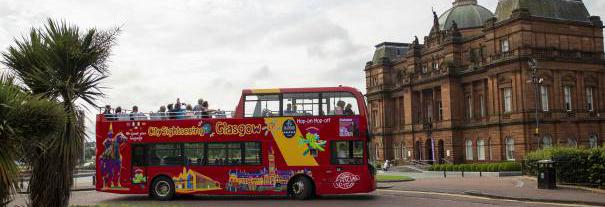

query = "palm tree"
[0,74,66,206]
[2,19,119,207]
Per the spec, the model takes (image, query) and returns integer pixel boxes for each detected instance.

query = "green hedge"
[429,162,521,172]
[524,147,605,187]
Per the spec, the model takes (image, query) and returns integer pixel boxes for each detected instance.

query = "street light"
[528,58,542,137]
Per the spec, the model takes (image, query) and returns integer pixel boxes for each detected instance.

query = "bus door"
[326,140,366,192]
[131,144,148,191]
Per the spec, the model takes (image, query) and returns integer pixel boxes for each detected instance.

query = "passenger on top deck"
[201,101,216,118]
[185,104,194,118]
[167,104,176,119]
[103,105,116,121]
[115,106,129,121]
[344,103,354,116]
[175,98,186,119]
[130,106,147,120]
[284,104,294,115]
[335,100,346,115]
[193,98,204,118]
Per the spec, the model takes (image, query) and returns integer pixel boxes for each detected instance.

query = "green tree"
[0,74,66,206]
[2,19,119,207]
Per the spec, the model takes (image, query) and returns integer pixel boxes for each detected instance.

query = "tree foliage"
[0,74,66,206]
[2,18,119,207]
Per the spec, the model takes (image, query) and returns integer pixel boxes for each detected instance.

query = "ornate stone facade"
[365,0,605,164]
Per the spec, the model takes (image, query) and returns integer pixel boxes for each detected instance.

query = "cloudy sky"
[1,0,604,139]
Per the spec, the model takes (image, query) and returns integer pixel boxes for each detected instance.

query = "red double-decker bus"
[96,86,376,200]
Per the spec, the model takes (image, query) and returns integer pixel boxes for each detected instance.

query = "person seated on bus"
[175,98,186,119]
[193,98,204,118]
[103,105,116,120]
[167,104,176,119]
[201,101,216,118]
[344,103,354,116]
[214,109,227,118]
[115,106,129,121]
[150,106,164,120]
[337,143,348,164]
[130,106,147,120]
[284,103,294,115]
[335,100,345,115]
[185,104,194,119]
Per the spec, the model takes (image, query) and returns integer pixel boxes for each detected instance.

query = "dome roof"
[496,0,590,22]
[438,0,495,30]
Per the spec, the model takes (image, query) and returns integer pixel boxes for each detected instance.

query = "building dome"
[496,0,590,22]
[438,0,495,30]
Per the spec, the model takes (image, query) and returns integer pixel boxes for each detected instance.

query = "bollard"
[443,170,447,178]
[92,175,96,185]
[462,170,464,177]
[480,171,482,177]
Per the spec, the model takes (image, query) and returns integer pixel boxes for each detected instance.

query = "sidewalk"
[384,176,605,206]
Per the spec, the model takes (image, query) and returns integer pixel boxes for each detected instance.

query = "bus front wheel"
[151,176,175,201]
[289,176,314,200]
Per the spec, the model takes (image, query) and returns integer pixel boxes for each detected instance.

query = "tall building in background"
[365,0,604,164]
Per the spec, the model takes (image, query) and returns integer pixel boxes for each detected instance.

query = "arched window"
[466,139,474,161]
[477,139,485,161]
[505,137,515,161]
[542,135,553,149]
[567,137,577,148]
[589,135,598,149]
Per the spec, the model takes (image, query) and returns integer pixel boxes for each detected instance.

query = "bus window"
[331,141,364,165]
[244,142,262,165]
[245,95,280,118]
[322,92,359,116]
[132,145,146,166]
[184,143,205,166]
[208,143,227,166]
[283,93,320,116]
[149,143,183,166]
[227,143,242,165]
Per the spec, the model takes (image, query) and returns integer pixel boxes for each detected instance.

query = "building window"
[372,110,379,128]
[466,95,473,119]
[437,102,443,121]
[465,139,473,161]
[542,135,553,149]
[505,137,515,161]
[540,86,549,112]
[488,139,492,160]
[480,95,486,117]
[422,65,428,74]
[567,137,577,148]
[589,135,598,148]
[564,86,573,112]
[477,139,485,161]
[503,88,512,113]
[586,87,594,112]
[500,39,510,53]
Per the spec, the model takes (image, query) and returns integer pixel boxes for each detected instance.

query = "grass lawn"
[376,174,414,182]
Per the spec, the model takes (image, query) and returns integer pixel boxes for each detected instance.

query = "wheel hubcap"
[293,181,304,194]
[155,180,170,197]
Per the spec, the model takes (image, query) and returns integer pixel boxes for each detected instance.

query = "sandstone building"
[365,0,605,164]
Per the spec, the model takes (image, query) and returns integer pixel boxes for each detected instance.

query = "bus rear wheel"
[289,176,314,200]
[151,176,175,201]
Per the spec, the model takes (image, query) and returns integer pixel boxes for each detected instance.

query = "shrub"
[428,162,522,172]
[524,147,605,187]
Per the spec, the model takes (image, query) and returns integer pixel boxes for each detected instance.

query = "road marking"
[377,189,596,207]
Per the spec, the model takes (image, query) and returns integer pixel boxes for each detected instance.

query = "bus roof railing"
[100,110,235,121]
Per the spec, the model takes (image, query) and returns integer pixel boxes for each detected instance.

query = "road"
[9,189,589,207]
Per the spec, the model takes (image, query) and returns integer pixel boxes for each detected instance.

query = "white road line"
[377,189,595,207]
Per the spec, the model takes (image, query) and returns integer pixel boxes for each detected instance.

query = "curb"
[521,176,605,194]
[377,179,415,183]
[17,187,96,194]
[464,190,605,207]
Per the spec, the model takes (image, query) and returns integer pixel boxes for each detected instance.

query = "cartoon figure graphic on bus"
[298,127,326,156]
[99,124,129,190]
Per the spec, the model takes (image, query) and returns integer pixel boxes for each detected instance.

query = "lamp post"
[528,58,542,138]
